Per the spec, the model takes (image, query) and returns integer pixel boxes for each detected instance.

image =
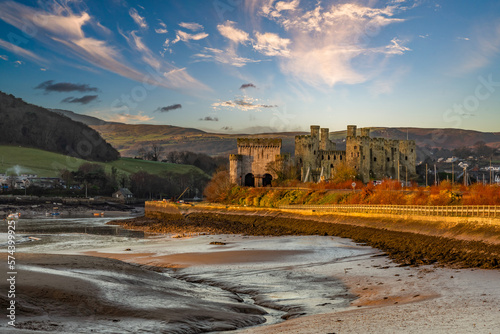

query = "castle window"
[387,157,390,162]
[322,155,324,160]
[328,155,330,160]
[354,146,357,149]
[334,155,336,160]
[363,156,365,160]
[355,166,357,169]
[330,164,333,168]
[357,152,359,157]
[405,156,408,160]
[351,152,353,157]
[340,155,342,160]
[411,149,414,153]
[314,150,316,155]
[374,157,377,162]
[299,158,302,164]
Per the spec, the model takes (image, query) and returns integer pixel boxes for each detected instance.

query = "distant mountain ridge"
[0,91,119,162]
[41,103,500,159]
[90,122,500,159]
[49,108,121,126]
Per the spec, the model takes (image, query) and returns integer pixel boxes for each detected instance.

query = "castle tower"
[229,138,281,187]
[311,125,320,138]
[399,140,417,181]
[295,126,321,181]
[347,125,357,138]
[229,154,242,185]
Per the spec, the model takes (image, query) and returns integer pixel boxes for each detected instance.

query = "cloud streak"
[0,38,44,63]
[36,80,98,93]
[129,8,148,29]
[179,22,204,31]
[172,30,209,44]
[156,104,182,112]
[212,96,277,111]
[0,1,209,92]
[240,83,256,89]
[199,116,219,121]
[61,95,98,104]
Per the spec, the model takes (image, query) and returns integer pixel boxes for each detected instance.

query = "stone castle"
[230,125,416,186]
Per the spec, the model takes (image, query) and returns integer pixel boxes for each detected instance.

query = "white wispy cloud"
[212,96,277,111]
[0,38,44,63]
[217,21,250,44]
[0,1,208,91]
[179,22,204,31]
[250,1,411,87]
[129,8,148,29]
[172,30,209,44]
[193,47,260,67]
[457,37,470,41]
[253,32,291,56]
[384,37,411,55]
[155,20,167,33]
[0,55,7,61]
[275,0,300,13]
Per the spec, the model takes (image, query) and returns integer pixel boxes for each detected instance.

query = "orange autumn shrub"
[462,184,500,205]
[406,186,429,205]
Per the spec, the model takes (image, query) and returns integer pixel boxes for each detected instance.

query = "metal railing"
[278,204,500,218]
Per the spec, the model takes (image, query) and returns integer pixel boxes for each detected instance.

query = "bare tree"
[151,143,164,161]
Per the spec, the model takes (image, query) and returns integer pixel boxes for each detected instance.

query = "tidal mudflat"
[1,216,499,333]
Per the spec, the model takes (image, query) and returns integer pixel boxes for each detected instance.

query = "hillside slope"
[0,145,208,178]
[49,108,120,126]
[0,92,119,162]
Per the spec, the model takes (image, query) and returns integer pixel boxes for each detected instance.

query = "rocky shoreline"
[110,210,500,269]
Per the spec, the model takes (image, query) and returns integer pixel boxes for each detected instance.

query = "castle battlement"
[295,125,417,183]
[230,124,417,187]
[237,138,281,147]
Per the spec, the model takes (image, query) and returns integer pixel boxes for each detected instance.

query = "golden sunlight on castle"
[230,125,417,186]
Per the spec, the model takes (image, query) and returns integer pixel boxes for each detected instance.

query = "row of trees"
[3,162,210,199]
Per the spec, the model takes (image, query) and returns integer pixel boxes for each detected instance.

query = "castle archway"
[263,173,272,187]
[244,173,255,187]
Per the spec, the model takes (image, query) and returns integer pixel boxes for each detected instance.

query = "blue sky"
[0,0,499,133]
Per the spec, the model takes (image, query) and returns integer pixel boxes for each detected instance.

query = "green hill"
[0,145,208,178]
[0,91,119,162]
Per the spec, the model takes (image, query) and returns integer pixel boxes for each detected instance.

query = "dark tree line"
[135,146,228,176]
[59,163,210,199]
[0,91,119,162]
[163,151,228,175]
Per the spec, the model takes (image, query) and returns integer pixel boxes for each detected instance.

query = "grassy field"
[0,145,208,177]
